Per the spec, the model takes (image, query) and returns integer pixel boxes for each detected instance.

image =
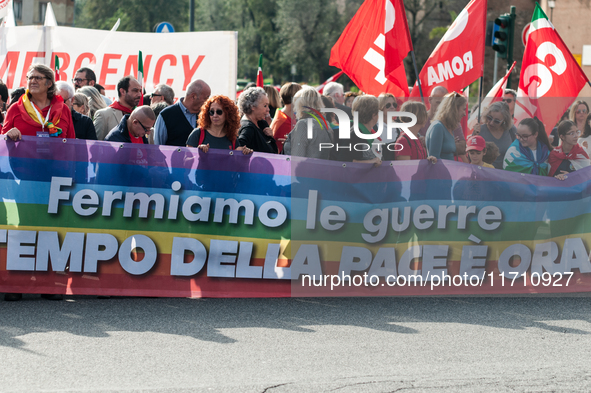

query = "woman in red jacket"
[2,64,75,140]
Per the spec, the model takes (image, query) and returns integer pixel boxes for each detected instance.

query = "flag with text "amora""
[409,0,486,102]
[329,0,409,97]
[514,3,589,133]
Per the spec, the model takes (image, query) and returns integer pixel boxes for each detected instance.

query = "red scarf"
[548,143,589,176]
[109,101,133,114]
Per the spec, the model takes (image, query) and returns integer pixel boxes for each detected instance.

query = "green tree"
[75,0,189,32]
[274,0,343,84]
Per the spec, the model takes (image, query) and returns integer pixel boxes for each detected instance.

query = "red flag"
[409,0,487,99]
[329,0,409,97]
[316,71,345,94]
[514,4,589,133]
[467,62,516,132]
[384,0,413,77]
[256,54,264,88]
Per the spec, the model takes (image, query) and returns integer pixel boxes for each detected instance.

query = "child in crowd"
[483,141,499,166]
[466,135,494,168]
[549,120,590,176]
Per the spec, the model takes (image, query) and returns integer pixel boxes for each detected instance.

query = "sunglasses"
[486,115,503,125]
[577,109,588,114]
[151,93,162,98]
[384,102,397,109]
[209,109,223,116]
[502,98,514,104]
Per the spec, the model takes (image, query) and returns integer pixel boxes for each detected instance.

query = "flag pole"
[476,76,483,127]
[410,51,424,104]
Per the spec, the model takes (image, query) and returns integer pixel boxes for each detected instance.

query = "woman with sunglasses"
[569,100,589,134]
[476,101,516,169]
[503,117,555,176]
[549,120,589,176]
[186,95,252,155]
[425,92,466,160]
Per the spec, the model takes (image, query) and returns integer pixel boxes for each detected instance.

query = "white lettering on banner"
[426,51,474,86]
[47,177,288,229]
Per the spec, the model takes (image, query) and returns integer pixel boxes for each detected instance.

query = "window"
[39,2,47,23]
[13,0,22,20]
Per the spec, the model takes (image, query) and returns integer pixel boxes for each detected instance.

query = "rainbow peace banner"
[1,137,591,297]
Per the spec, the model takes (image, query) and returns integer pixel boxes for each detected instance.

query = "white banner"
[0,0,10,20]
[0,26,238,100]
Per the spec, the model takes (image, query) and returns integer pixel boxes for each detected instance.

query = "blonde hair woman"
[72,93,90,117]
[425,92,466,160]
[569,100,589,133]
[283,86,333,159]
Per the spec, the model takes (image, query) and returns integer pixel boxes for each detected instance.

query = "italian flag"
[256,54,263,87]
[54,55,60,81]
[138,50,144,105]
[515,2,589,132]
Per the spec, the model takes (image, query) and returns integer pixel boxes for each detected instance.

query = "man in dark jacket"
[104,106,155,144]
[153,79,210,146]
[56,81,97,140]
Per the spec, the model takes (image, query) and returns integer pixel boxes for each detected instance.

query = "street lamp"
[548,0,555,22]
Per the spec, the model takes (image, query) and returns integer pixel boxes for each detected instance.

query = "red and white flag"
[409,0,486,100]
[514,4,589,133]
[329,0,409,97]
[316,71,345,94]
[467,62,516,132]
[384,0,413,77]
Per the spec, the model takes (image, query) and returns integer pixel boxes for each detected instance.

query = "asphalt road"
[1,295,591,392]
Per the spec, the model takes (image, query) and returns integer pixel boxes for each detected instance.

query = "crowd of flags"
[324,0,589,134]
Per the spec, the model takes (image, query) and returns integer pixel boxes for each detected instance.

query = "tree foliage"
[76,0,188,33]
[75,0,459,88]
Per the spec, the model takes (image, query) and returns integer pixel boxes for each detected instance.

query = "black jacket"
[104,115,148,144]
[71,108,97,140]
[237,119,278,154]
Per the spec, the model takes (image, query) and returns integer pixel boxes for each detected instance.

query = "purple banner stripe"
[0,137,292,176]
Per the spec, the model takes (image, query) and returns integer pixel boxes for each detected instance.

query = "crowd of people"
[2,65,591,300]
[2,64,590,178]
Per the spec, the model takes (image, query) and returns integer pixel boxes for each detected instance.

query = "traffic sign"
[155,22,175,33]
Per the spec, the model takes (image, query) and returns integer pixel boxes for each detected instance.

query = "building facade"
[13,0,74,26]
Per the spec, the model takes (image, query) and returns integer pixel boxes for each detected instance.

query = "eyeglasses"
[27,75,48,82]
[577,109,589,114]
[502,98,514,104]
[384,102,397,109]
[71,78,88,84]
[136,119,154,134]
[486,115,503,125]
[209,109,223,116]
[566,130,582,137]
[516,133,533,140]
